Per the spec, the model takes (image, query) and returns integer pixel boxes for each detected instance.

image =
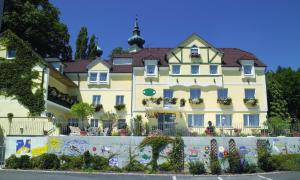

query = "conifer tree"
[87,34,98,60]
[75,27,88,59]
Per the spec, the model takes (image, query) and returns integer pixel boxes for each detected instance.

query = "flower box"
[189,98,204,104]
[94,104,103,112]
[190,53,200,58]
[243,98,258,106]
[114,104,126,111]
[217,97,232,105]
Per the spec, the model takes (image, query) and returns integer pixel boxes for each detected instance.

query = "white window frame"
[90,119,99,127]
[88,71,109,84]
[210,64,219,75]
[99,72,108,84]
[6,49,16,59]
[191,65,200,75]
[244,114,260,127]
[216,114,232,127]
[240,60,255,77]
[188,114,204,127]
[171,64,181,75]
[116,95,124,105]
[144,60,158,77]
[190,45,199,56]
[245,89,255,99]
[92,95,101,106]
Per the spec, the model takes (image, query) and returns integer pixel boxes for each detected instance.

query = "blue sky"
[51,0,300,70]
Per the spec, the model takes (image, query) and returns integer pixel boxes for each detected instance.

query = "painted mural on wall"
[5,137,300,168]
[16,139,31,155]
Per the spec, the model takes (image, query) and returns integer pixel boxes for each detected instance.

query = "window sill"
[88,81,109,85]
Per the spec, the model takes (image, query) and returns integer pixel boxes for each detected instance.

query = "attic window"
[144,60,158,77]
[240,60,255,77]
[7,49,16,59]
[190,45,199,58]
[113,58,132,65]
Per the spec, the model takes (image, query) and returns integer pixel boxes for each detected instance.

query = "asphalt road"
[0,170,300,180]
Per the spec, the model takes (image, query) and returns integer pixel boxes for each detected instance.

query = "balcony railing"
[47,86,78,108]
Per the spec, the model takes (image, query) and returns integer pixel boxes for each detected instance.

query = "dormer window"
[190,45,200,58]
[146,65,156,75]
[89,72,98,83]
[99,72,108,82]
[7,49,16,59]
[243,65,253,75]
[88,71,109,84]
[240,60,255,77]
[144,60,158,77]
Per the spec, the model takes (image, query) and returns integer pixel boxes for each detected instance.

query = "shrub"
[159,162,173,171]
[83,151,92,168]
[210,160,221,175]
[60,155,83,170]
[169,136,184,172]
[271,154,300,171]
[189,161,206,175]
[19,155,31,169]
[105,166,123,172]
[91,155,109,170]
[30,156,41,169]
[227,152,243,173]
[243,163,257,173]
[257,147,276,172]
[38,154,60,169]
[5,155,20,169]
[123,159,145,172]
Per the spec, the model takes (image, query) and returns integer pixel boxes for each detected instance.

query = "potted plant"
[217,97,232,105]
[189,98,204,104]
[142,99,148,106]
[171,98,177,104]
[114,104,126,111]
[94,104,103,112]
[234,128,242,136]
[243,98,258,106]
[205,121,216,136]
[119,124,129,136]
[180,98,186,107]
[156,97,163,105]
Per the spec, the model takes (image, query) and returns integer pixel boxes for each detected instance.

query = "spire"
[95,37,103,58]
[128,16,145,52]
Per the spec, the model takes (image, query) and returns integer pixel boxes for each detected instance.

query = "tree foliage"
[75,26,88,59]
[267,73,290,119]
[70,102,95,122]
[87,34,98,60]
[271,67,300,119]
[2,0,72,60]
[110,47,127,57]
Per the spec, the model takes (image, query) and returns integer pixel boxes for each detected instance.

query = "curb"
[0,168,286,177]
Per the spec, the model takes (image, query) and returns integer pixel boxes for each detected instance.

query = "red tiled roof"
[63,48,266,73]
[63,59,93,73]
[218,48,266,67]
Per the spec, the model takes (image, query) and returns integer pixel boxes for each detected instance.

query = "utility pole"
[0,0,4,31]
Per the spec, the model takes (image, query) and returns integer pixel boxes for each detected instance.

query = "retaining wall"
[4,136,300,168]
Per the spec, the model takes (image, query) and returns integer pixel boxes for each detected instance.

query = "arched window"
[190,45,199,57]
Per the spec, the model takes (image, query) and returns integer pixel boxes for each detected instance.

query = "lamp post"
[222,116,225,137]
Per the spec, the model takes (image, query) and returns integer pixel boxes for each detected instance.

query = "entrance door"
[158,113,176,131]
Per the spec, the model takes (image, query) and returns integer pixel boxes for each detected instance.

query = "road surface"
[0,170,299,180]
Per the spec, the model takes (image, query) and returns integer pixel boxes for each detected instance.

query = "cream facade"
[0,27,268,136]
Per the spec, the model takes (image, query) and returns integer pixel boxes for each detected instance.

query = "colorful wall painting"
[16,139,31,155]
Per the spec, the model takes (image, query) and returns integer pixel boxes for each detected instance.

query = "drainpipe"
[131,69,134,134]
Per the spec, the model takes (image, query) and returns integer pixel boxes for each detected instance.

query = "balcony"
[47,86,78,109]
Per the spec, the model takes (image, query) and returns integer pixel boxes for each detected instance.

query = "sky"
[51,0,300,70]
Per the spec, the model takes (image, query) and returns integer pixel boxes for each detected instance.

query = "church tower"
[128,17,145,52]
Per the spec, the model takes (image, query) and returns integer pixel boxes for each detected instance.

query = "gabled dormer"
[86,59,111,85]
[240,60,255,78]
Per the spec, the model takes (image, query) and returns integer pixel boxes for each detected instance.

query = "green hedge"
[271,154,300,171]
